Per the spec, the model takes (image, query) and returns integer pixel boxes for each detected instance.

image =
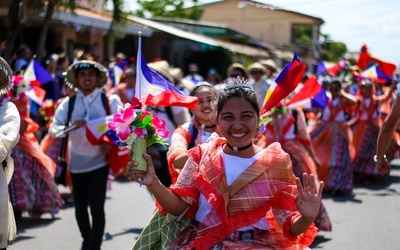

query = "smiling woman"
[131,78,324,250]
[167,82,218,184]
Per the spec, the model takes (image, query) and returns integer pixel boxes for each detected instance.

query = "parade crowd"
[0,43,399,250]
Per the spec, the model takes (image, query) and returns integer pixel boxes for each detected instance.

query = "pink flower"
[108,101,169,147]
[152,115,169,138]
[12,75,24,86]
[156,128,169,139]
[108,103,137,141]
[134,127,147,137]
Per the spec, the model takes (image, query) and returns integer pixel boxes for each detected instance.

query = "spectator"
[183,63,204,85]
[49,60,122,250]
[247,62,269,108]
[0,57,20,250]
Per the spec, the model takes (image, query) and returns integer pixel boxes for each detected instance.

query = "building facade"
[197,0,324,66]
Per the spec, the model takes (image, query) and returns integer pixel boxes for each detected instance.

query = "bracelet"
[373,154,387,163]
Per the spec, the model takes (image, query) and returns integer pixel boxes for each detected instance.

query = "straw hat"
[259,59,277,72]
[73,49,84,60]
[228,62,246,73]
[0,57,13,95]
[247,62,267,74]
[148,60,173,82]
[169,67,183,81]
[66,60,108,87]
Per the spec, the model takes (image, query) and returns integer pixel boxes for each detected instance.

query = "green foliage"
[131,111,168,147]
[135,0,203,20]
[292,24,312,46]
[321,35,347,62]
[105,0,130,40]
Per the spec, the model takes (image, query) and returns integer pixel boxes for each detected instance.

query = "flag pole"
[136,31,142,102]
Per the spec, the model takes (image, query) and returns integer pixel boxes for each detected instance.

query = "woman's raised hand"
[294,173,324,220]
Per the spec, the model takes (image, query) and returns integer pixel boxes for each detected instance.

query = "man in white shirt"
[49,60,122,250]
[248,62,270,108]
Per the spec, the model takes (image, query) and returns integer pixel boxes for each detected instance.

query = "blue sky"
[127,0,400,67]
[254,0,400,66]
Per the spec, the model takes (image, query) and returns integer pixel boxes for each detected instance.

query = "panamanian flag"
[135,36,199,109]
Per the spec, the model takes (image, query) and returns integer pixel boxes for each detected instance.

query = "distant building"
[0,0,152,62]
[194,0,324,67]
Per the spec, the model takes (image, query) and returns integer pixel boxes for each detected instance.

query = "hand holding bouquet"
[108,98,169,175]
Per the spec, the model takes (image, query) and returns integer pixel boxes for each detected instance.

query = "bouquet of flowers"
[8,75,31,99]
[39,99,56,121]
[108,98,169,172]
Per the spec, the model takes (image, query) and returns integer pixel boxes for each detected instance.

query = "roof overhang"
[52,9,153,37]
[128,15,270,59]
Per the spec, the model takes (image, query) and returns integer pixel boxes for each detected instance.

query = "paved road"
[8,160,400,250]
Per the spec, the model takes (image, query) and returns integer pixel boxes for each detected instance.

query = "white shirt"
[0,101,20,248]
[321,97,347,122]
[49,88,122,173]
[251,78,270,108]
[359,98,379,121]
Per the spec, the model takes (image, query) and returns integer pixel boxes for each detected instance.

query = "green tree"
[3,0,127,62]
[135,0,203,20]
[35,0,76,63]
[320,34,347,62]
[292,25,312,46]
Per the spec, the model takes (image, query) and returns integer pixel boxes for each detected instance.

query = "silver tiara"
[0,57,13,95]
[223,77,252,91]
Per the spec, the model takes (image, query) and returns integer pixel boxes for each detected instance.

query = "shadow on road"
[310,234,332,248]
[14,217,59,242]
[104,228,144,241]
[322,190,362,203]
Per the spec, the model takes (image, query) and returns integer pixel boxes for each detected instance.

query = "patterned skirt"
[351,121,398,176]
[8,146,62,216]
[310,122,354,193]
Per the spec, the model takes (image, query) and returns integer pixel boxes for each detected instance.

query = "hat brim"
[148,63,173,82]
[0,57,13,94]
[264,65,277,72]
[66,60,108,88]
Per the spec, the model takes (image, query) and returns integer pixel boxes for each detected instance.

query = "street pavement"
[8,160,400,250]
